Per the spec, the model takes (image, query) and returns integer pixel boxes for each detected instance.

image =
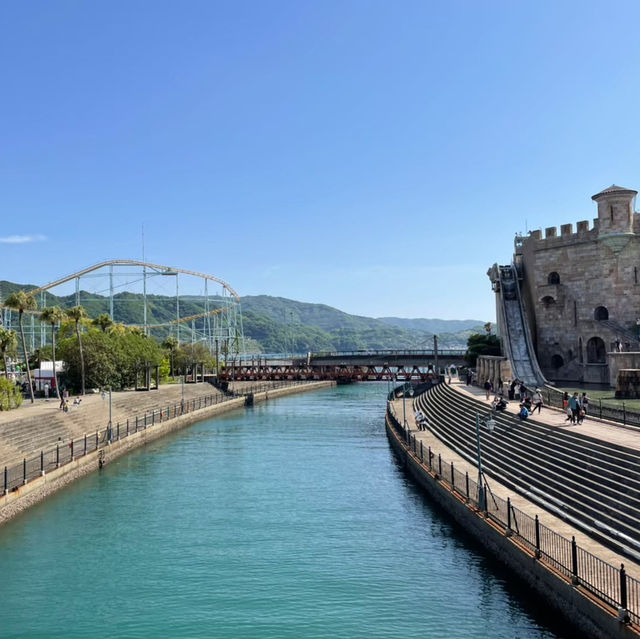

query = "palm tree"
[0,327,18,378]
[40,306,65,399]
[162,336,178,377]
[92,313,113,333]
[66,305,88,395]
[4,291,37,403]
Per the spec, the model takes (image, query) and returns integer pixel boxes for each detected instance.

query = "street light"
[475,411,496,512]
[402,382,415,441]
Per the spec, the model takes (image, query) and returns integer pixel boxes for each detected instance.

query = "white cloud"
[0,234,47,244]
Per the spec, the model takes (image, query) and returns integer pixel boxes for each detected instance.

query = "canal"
[0,384,576,638]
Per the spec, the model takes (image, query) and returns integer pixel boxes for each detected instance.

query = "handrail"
[385,401,638,625]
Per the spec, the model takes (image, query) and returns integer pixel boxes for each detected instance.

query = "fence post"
[152,410,155,426]
[56,444,60,468]
[534,515,541,558]
[127,419,130,437]
[428,446,432,471]
[70,441,74,462]
[23,458,26,484]
[3,466,7,494]
[117,422,120,440]
[420,440,423,462]
[599,398,602,420]
[623,402,626,426]
[450,461,454,487]
[135,416,139,432]
[95,432,98,449]
[465,472,469,501]
[40,450,44,476]
[571,536,579,584]
[438,453,442,478]
[620,564,629,623]
[84,434,87,455]
[506,497,512,536]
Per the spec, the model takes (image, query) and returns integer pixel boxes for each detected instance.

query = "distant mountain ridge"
[0,282,487,352]
[377,317,485,334]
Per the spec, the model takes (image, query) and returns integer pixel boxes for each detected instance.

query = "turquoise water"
[0,384,575,639]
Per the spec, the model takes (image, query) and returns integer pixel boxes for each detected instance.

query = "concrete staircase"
[414,383,640,560]
[0,383,220,468]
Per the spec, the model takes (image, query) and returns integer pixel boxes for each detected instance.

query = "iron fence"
[386,404,639,625]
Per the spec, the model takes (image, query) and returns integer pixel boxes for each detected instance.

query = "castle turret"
[591,184,637,237]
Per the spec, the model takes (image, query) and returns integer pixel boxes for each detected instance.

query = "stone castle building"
[505,184,640,387]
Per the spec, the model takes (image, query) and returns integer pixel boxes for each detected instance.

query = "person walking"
[568,392,580,424]
[579,392,590,424]
[484,379,492,400]
[531,389,543,414]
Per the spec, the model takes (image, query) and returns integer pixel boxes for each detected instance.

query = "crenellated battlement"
[518,218,599,249]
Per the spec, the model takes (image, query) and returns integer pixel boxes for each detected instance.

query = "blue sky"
[2,1,640,321]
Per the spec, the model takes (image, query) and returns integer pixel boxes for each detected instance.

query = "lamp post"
[402,382,415,442]
[181,375,185,413]
[475,411,496,512]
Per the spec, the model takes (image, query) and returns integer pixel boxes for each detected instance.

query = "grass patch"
[558,387,640,411]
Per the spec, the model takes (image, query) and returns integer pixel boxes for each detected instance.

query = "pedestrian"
[579,392,589,423]
[508,379,516,401]
[518,403,529,421]
[562,391,569,411]
[484,379,492,400]
[531,389,543,414]
[568,392,580,424]
[466,371,472,386]
[44,383,49,401]
[518,381,526,400]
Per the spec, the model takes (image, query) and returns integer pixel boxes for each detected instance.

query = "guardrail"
[386,404,639,626]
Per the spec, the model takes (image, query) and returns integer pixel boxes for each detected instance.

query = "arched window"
[547,272,560,285]
[594,306,609,321]
[541,296,556,307]
[551,354,564,369]
[586,337,606,363]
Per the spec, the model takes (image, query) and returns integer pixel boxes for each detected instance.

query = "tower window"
[547,272,560,285]
[594,306,609,321]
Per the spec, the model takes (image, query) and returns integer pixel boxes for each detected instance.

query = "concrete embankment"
[0,380,334,526]
[385,405,639,639]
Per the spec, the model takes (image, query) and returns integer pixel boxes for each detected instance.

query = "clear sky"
[2,1,640,321]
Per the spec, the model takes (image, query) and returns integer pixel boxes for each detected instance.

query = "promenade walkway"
[391,379,640,581]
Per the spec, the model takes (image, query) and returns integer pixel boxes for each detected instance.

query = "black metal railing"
[386,404,639,626]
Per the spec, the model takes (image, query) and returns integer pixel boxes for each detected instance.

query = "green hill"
[1,282,486,353]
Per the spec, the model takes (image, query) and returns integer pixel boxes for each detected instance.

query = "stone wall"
[512,185,640,386]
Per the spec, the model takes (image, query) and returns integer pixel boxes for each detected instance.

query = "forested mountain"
[0,282,486,352]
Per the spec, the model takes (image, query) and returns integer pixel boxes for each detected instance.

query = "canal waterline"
[0,384,577,638]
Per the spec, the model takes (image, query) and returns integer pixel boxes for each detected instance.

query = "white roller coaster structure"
[0,259,244,359]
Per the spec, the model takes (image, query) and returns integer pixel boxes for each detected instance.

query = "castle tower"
[591,184,638,237]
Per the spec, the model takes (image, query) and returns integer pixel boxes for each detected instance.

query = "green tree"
[92,312,114,333]
[0,327,18,378]
[464,333,501,367]
[66,306,88,395]
[40,306,65,399]
[162,336,178,377]
[4,291,37,403]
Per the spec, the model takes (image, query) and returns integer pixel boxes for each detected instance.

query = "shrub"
[0,377,24,411]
